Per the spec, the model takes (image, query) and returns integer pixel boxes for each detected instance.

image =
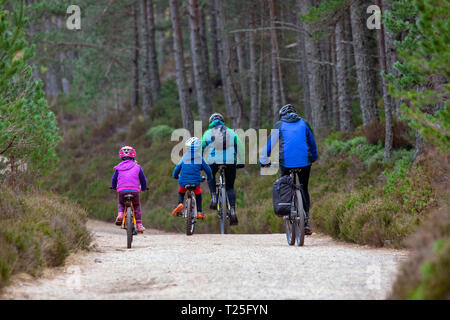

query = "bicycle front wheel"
[186,198,195,236]
[294,190,305,246]
[126,208,133,249]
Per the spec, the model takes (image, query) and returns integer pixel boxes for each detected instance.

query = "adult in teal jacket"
[202,113,245,226]
[259,104,318,235]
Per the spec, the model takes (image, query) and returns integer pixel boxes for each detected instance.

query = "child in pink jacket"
[111,146,148,232]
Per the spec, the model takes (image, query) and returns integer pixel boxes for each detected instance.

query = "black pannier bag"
[272,175,294,216]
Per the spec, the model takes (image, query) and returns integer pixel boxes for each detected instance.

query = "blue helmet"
[185,137,202,153]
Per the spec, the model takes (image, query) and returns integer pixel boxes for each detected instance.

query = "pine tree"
[0,0,60,173]
[384,0,449,150]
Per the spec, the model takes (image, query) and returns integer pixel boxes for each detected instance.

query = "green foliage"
[145,125,174,141]
[390,206,450,299]
[301,0,348,25]
[384,0,450,150]
[323,136,384,162]
[0,0,60,173]
[311,134,433,247]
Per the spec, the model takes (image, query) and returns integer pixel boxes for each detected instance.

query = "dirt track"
[1,219,409,300]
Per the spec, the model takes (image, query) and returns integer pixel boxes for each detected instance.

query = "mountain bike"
[121,193,139,249]
[183,184,198,236]
[216,165,231,234]
[181,177,206,236]
[284,168,306,246]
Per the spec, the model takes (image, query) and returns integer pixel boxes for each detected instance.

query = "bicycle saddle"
[124,194,135,199]
[185,184,197,189]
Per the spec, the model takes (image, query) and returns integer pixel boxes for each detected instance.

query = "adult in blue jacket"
[259,104,318,235]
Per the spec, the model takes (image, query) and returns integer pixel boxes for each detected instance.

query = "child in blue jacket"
[172,137,213,219]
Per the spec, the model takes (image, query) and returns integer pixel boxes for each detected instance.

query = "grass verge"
[0,187,91,289]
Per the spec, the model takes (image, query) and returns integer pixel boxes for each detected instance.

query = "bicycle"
[176,177,207,236]
[262,163,307,246]
[121,193,140,249]
[284,168,307,246]
[215,165,238,234]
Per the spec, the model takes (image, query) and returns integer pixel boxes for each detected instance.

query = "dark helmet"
[279,104,297,119]
[209,112,224,124]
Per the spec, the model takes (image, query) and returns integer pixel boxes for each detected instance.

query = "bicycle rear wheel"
[294,190,305,246]
[284,217,295,245]
[219,187,228,234]
[126,208,133,249]
[186,198,195,236]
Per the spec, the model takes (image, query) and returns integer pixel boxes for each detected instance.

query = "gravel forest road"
[2,219,409,300]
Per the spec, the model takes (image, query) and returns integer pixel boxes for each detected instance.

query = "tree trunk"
[146,0,161,100]
[132,4,140,108]
[169,0,194,134]
[215,0,241,128]
[188,0,213,124]
[234,31,248,100]
[296,0,311,123]
[156,0,168,66]
[199,3,211,88]
[344,9,354,81]
[299,0,329,137]
[208,2,220,82]
[249,9,259,129]
[331,28,340,131]
[336,19,353,132]
[140,0,152,112]
[257,2,265,126]
[266,65,272,120]
[383,0,401,117]
[376,0,393,160]
[350,0,379,126]
[269,0,284,123]
[43,19,59,99]
[321,34,333,126]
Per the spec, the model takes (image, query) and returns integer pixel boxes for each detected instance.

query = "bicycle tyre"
[284,217,295,245]
[126,208,133,249]
[186,197,195,236]
[219,186,228,234]
[294,190,305,246]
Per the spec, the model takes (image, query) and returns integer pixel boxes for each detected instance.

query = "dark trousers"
[207,164,237,207]
[178,192,203,213]
[280,165,311,213]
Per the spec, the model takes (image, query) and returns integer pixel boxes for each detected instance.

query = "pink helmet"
[119,146,136,159]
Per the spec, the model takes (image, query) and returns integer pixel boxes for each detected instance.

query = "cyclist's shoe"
[230,207,238,226]
[115,212,124,226]
[305,220,312,235]
[137,223,145,233]
[197,212,206,219]
[210,193,217,210]
[172,203,184,217]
